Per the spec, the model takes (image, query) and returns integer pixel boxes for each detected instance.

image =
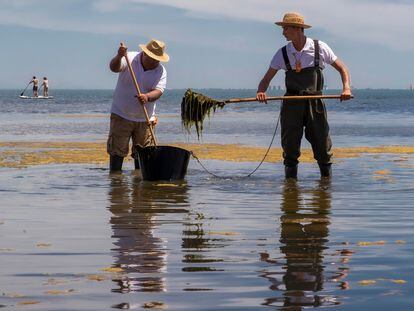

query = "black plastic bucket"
[134,145,191,181]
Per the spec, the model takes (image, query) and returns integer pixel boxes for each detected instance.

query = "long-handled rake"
[181,88,350,138]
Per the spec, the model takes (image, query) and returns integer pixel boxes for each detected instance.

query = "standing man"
[257,12,352,179]
[29,76,39,97]
[41,77,49,97]
[108,39,169,172]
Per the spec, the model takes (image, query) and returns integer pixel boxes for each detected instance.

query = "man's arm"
[137,89,163,125]
[110,44,128,73]
[331,59,352,101]
[137,89,163,105]
[256,67,278,102]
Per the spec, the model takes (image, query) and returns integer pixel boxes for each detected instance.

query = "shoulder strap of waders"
[314,39,320,68]
[281,46,292,71]
[314,39,323,92]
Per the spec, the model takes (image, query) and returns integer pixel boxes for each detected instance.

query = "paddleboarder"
[29,76,39,97]
[107,39,169,172]
[256,12,352,179]
[41,77,49,97]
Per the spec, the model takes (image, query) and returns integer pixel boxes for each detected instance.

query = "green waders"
[280,40,332,178]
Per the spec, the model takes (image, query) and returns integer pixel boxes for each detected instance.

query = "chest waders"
[281,40,332,179]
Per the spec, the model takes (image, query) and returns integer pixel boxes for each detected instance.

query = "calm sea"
[0,88,413,145]
[0,89,413,310]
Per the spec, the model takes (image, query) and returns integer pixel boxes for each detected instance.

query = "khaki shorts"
[107,113,152,158]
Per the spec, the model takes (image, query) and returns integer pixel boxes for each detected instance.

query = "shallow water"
[0,89,414,310]
[1,155,413,310]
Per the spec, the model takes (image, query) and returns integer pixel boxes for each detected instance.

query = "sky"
[1,0,414,90]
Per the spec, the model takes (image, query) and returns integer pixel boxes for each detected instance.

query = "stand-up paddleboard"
[19,95,54,99]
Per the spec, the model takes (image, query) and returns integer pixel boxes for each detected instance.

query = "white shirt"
[270,38,337,71]
[111,51,167,122]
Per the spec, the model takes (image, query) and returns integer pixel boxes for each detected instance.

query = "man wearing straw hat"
[257,12,352,179]
[107,39,169,172]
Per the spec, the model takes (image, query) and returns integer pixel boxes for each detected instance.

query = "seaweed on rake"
[181,89,225,139]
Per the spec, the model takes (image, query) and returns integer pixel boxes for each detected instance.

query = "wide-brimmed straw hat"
[139,39,170,62]
[275,12,311,29]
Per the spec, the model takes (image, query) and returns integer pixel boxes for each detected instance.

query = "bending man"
[108,39,169,172]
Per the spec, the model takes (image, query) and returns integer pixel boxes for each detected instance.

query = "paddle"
[20,82,31,96]
[121,42,158,146]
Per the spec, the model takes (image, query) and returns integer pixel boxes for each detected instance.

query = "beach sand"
[1,141,414,168]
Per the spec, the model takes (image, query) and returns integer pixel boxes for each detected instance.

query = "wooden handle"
[121,43,158,146]
[224,94,354,104]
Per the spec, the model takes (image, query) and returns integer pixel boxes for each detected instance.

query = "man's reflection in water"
[262,179,345,309]
[108,174,189,293]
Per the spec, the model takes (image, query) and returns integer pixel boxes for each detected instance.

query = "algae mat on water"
[0,141,414,168]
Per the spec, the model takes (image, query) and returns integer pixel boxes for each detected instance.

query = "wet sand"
[1,141,414,168]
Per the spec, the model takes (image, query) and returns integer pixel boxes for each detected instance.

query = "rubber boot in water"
[319,163,332,178]
[110,155,124,172]
[285,165,298,179]
[134,159,140,170]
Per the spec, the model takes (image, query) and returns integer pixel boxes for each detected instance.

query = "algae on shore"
[0,141,414,168]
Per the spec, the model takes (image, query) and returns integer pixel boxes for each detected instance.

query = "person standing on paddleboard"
[41,77,49,97]
[256,12,352,179]
[29,76,39,97]
[107,39,169,172]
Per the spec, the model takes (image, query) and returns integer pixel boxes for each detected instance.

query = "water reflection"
[262,179,345,309]
[108,174,189,293]
[181,212,228,274]
[181,200,232,290]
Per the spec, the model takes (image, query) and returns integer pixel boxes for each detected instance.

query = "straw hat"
[139,39,170,62]
[275,12,311,29]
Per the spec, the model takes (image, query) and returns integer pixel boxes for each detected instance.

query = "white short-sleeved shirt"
[270,38,337,71]
[111,51,167,122]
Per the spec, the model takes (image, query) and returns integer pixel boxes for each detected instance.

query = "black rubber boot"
[285,165,298,179]
[134,159,140,170]
[319,163,332,178]
[110,155,124,172]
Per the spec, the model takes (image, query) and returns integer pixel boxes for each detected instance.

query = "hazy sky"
[1,0,414,89]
